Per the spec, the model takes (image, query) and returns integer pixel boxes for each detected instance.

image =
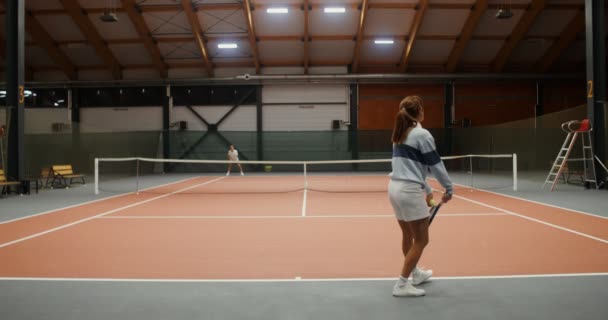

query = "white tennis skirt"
[388,179,429,222]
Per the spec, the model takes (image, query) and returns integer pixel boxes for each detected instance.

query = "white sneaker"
[226,172,230,176]
[240,172,244,176]
[392,281,426,297]
[412,267,433,285]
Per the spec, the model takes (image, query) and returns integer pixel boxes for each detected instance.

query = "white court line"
[301,189,307,217]
[0,176,206,225]
[0,177,226,249]
[97,213,509,219]
[1,272,607,283]
[460,184,608,220]
[454,194,608,244]
[431,178,608,220]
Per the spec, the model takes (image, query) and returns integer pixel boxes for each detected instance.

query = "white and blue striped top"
[390,126,453,195]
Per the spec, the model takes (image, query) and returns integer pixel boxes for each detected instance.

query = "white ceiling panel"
[557,39,586,64]
[61,45,103,65]
[34,15,85,41]
[368,0,417,3]
[254,7,304,35]
[365,9,414,36]
[429,0,475,3]
[460,40,504,64]
[508,38,554,64]
[528,10,578,36]
[143,11,192,37]
[309,7,359,36]
[419,9,470,36]
[78,69,113,81]
[24,0,64,10]
[547,0,584,3]
[310,40,354,63]
[77,0,117,8]
[159,42,200,60]
[25,46,54,66]
[255,0,302,4]
[165,58,202,65]
[360,40,405,64]
[488,0,532,3]
[110,43,153,65]
[199,9,247,35]
[408,40,454,63]
[474,9,526,36]
[123,69,161,80]
[89,13,140,39]
[258,41,303,63]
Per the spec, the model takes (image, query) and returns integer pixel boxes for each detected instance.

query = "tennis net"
[94,154,518,195]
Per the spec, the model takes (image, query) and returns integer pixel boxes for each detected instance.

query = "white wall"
[25,108,70,134]
[262,84,349,131]
[0,108,71,134]
[6,82,351,133]
[80,107,162,133]
[171,105,256,131]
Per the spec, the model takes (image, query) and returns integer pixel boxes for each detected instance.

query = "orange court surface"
[1,175,607,281]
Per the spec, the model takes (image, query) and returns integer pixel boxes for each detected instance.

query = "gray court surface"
[1,276,607,320]
[1,172,607,320]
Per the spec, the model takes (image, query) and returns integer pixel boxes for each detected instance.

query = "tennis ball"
[429,199,437,207]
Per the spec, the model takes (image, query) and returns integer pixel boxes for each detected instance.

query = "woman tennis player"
[389,95,453,297]
[226,145,244,176]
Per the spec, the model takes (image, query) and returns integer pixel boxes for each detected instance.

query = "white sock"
[397,276,408,287]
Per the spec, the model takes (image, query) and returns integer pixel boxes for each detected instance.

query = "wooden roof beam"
[303,0,310,74]
[24,10,77,80]
[122,0,168,78]
[351,0,370,73]
[445,0,489,72]
[0,35,34,80]
[181,0,214,77]
[242,0,261,74]
[535,10,585,73]
[491,0,548,72]
[399,0,429,72]
[59,0,122,79]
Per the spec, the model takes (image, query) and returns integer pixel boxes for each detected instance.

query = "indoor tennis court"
[1,0,608,320]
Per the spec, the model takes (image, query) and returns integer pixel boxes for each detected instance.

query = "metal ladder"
[543,130,598,191]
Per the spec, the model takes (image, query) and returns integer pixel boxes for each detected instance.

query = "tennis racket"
[428,201,443,225]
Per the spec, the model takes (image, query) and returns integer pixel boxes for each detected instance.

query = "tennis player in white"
[226,145,244,176]
[389,95,453,297]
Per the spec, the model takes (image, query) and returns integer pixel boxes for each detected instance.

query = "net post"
[513,153,518,191]
[94,158,99,195]
[469,155,474,189]
[136,158,140,194]
[303,162,308,190]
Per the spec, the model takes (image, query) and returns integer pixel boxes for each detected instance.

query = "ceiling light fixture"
[267,8,289,14]
[374,39,394,45]
[100,0,119,22]
[324,7,346,13]
[218,43,238,49]
[495,0,514,19]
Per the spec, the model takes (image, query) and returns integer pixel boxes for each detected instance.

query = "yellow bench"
[51,165,85,188]
[0,169,21,195]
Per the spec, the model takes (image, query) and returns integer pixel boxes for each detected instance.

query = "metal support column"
[535,81,544,126]
[6,0,26,181]
[349,84,359,161]
[256,85,263,161]
[70,88,81,170]
[585,0,607,186]
[163,85,171,171]
[444,81,454,154]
